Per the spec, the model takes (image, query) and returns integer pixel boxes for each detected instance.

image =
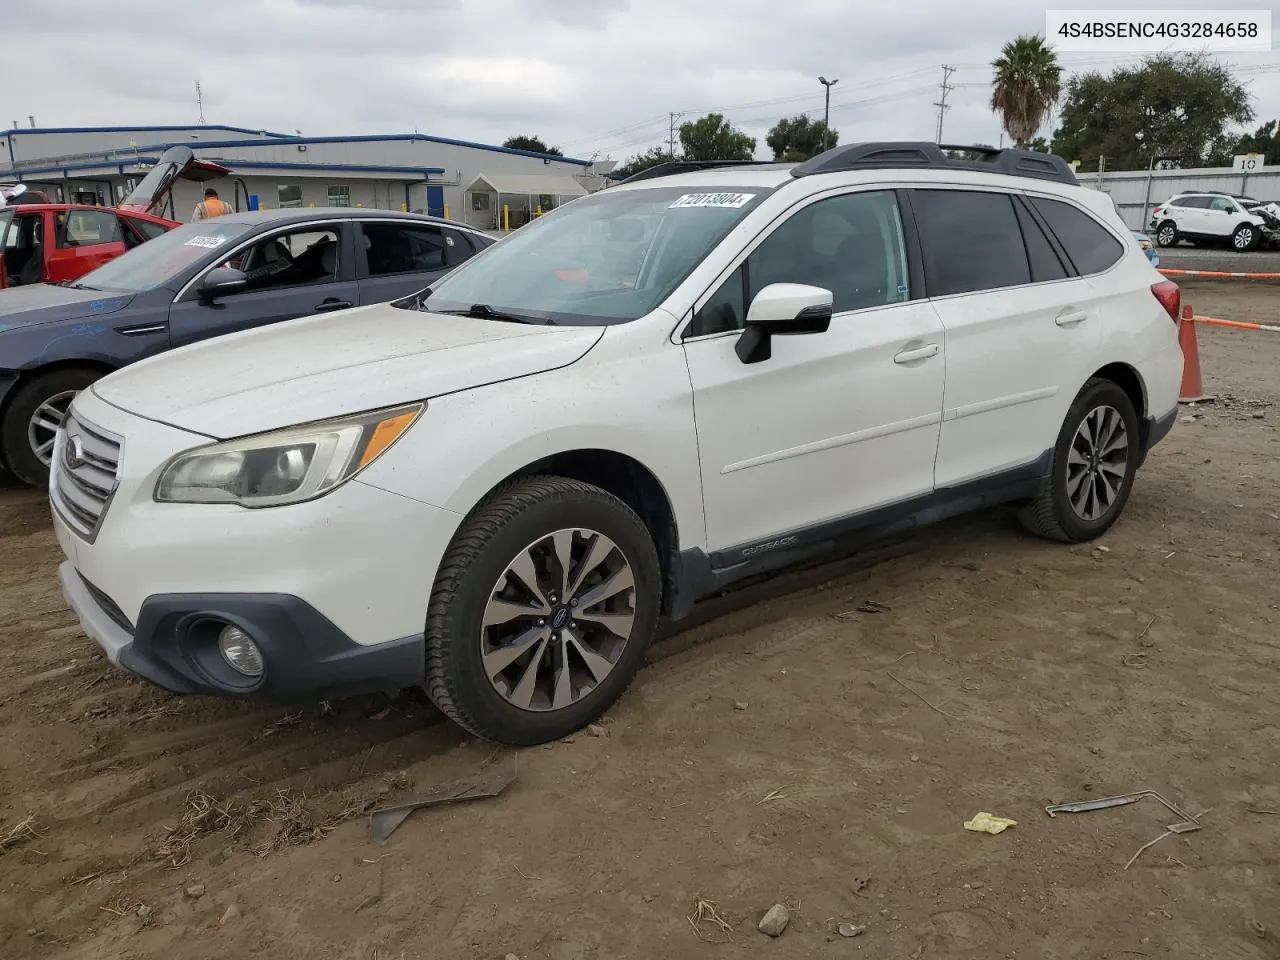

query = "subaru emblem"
[65,434,86,470]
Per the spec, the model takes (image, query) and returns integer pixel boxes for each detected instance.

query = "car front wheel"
[0,368,101,488]
[1018,379,1140,544]
[424,476,661,745]
[1231,224,1261,251]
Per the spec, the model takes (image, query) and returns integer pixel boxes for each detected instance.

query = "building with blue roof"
[1,124,609,229]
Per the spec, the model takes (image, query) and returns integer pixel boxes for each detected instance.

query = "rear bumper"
[59,561,424,702]
[1138,406,1177,469]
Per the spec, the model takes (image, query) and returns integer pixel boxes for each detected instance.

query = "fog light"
[218,625,264,678]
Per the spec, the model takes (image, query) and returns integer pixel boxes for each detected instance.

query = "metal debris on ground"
[1044,789,1202,834]
[367,767,515,843]
[837,921,866,937]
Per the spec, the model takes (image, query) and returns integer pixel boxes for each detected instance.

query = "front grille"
[51,412,122,542]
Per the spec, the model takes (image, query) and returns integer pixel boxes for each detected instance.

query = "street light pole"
[818,76,839,151]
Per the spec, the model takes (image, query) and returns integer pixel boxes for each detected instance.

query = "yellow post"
[502,203,510,231]
[400,202,407,212]
[535,206,542,217]
[308,201,315,207]
[356,202,363,208]
[443,203,450,220]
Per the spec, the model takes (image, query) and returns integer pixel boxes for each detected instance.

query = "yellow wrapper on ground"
[964,812,1017,834]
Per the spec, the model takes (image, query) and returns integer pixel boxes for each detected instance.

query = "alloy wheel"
[27,390,77,467]
[1157,225,1176,246]
[1233,227,1255,250]
[1066,404,1129,522]
[480,527,637,712]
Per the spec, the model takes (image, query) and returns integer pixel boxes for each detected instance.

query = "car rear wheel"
[1018,379,1140,544]
[424,476,661,745]
[1231,223,1261,251]
[0,368,101,488]
[1155,222,1179,247]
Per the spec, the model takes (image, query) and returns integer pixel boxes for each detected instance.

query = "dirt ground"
[1,280,1277,960]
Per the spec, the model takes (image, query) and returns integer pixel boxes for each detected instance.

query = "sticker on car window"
[669,193,757,209]
[184,235,229,249]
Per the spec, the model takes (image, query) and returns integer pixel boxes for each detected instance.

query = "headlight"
[155,403,423,507]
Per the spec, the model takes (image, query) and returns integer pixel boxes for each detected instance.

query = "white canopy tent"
[464,173,588,230]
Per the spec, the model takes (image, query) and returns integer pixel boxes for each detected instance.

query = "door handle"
[893,342,939,364]
[1055,310,1087,327]
[314,299,353,313]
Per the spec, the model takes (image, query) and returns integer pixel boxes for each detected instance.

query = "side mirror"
[198,266,248,301]
[735,282,834,364]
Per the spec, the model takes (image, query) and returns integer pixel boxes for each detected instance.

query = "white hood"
[91,302,604,437]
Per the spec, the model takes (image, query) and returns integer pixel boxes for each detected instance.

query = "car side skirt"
[667,450,1054,620]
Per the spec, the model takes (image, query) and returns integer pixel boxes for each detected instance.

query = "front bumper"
[50,387,463,700]
[59,563,424,700]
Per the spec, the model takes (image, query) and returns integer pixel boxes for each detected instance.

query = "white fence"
[1081,163,1280,231]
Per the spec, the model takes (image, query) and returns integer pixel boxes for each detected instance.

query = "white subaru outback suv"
[49,142,1184,745]
[1150,191,1274,251]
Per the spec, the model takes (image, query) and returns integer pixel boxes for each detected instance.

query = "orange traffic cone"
[1177,305,1210,403]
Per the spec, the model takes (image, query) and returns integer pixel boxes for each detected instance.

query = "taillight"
[1151,280,1180,323]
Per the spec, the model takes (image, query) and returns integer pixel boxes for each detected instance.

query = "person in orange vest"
[191,187,233,221]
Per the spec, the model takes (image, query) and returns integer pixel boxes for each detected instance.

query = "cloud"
[2,0,1276,161]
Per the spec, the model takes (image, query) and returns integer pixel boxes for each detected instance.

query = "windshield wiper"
[435,303,551,325]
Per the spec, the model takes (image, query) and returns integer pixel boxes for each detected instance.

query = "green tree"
[766,115,837,161]
[1051,53,1253,170]
[678,113,756,162]
[1025,136,1050,153]
[503,135,563,157]
[1233,120,1280,165]
[612,146,676,180]
[990,34,1062,147]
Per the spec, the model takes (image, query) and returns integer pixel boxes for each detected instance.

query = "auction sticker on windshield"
[184,235,230,249]
[669,193,757,209]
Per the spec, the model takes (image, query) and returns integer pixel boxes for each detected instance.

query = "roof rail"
[790,141,1079,186]
[617,159,780,184]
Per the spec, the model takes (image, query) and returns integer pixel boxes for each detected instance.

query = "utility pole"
[933,64,955,144]
[818,76,839,151]
[667,112,683,158]
[195,81,206,126]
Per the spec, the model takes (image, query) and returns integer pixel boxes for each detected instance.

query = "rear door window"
[910,189,1031,296]
[1029,197,1125,275]
[362,222,448,275]
[58,209,124,248]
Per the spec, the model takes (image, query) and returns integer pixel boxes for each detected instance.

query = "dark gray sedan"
[0,208,494,486]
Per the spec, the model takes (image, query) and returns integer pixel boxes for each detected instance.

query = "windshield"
[73,219,251,293]
[419,185,774,325]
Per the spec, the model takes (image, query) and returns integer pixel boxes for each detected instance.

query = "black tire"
[1018,379,1140,544]
[1231,223,1261,252]
[1154,221,1179,247]
[424,476,661,745]
[0,368,101,488]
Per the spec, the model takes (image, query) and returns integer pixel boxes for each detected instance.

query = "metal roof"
[464,173,588,197]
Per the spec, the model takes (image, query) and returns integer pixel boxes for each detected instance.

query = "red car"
[0,146,230,289]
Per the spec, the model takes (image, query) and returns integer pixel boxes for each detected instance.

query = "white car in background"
[49,142,1184,746]
[1150,191,1274,251]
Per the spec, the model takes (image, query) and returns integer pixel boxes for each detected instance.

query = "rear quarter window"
[1029,197,1125,275]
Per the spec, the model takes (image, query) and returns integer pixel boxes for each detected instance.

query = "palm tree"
[990,35,1062,148]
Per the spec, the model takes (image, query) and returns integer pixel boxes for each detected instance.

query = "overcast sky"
[6,0,1278,161]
